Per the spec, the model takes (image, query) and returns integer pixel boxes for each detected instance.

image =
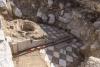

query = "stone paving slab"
[40,38,83,67]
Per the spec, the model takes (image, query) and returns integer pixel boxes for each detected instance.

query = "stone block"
[13,7,22,17]
[0,0,7,9]
[45,54,52,64]
[66,55,73,62]
[10,39,32,53]
[0,30,5,40]
[59,59,66,67]
[47,46,54,51]
[90,41,100,51]
[93,21,100,29]
[48,0,53,7]
[51,63,55,67]
[48,14,55,24]
[71,30,80,38]
[66,46,72,52]
[53,51,60,58]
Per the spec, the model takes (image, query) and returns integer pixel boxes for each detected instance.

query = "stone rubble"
[40,38,83,67]
[0,0,100,67]
[48,14,55,24]
[79,56,100,67]
[13,7,22,18]
[5,21,72,54]
[0,0,7,9]
[10,0,100,54]
[0,15,14,67]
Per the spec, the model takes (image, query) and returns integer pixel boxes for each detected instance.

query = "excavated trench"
[0,0,100,67]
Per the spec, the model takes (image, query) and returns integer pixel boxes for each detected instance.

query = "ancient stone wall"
[8,0,100,56]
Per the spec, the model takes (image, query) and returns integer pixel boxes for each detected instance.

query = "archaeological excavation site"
[0,0,100,67]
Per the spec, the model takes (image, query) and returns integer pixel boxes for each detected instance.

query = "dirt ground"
[13,51,47,67]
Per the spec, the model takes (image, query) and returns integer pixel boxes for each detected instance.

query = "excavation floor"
[13,50,47,67]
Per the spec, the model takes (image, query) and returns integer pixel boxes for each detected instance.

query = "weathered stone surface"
[93,21,100,29]
[0,29,5,40]
[9,1,100,55]
[13,7,22,18]
[53,51,59,58]
[6,21,71,54]
[80,56,100,67]
[0,17,14,67]
[59,59,66,67]
[48,0,53,8]
[48,14,55,24]
[4,19,47,39]
[0,0,7,10]
[1,0,100,67]
[66,55,73,62]
[40,37,83,67]
[66,46,72,52]
[90,41,100,51]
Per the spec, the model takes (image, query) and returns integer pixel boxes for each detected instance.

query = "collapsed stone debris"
[0,0,100,67]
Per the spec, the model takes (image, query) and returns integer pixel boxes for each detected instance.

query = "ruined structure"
[0,0,100,67]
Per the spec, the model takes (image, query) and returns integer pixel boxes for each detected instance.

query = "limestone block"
[58,16,68,23]
[45,54,52,63]
[0,42,6,61]
[0,29,14,67]
[0,58,14,67]
[58,13,72,23]
[59,59,66,67]
[0,0,7,9]
[0,30,5,40]
[66,46,72,52]
[10,42,18,54]
[71,29,81,38]
[10,39,32,53]
[48,0,53,7]
[37,9,42,17]
[93,21,100,29]
[31,4,35,9]
[48,14,55,24]
[51,63,55,67]
[13,7,22,18]
[60,10,64,15]
[6,36,12,43]
[41,14,48,23]
[90,41,100,51]
[66,55,73,62]
[59,3,64,9]
[80,56,100,67]
[47,46,54,51]
[53,51,59,58]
